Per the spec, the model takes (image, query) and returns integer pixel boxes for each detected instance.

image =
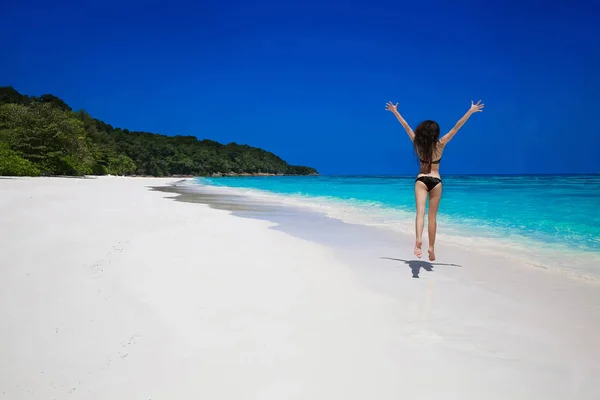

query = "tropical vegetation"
[0,86,317,177]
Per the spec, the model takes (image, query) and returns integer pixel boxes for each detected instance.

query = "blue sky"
[2,0,599,174]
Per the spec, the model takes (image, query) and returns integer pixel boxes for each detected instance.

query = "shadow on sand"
[381,257,462,279]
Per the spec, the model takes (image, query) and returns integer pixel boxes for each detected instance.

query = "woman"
[385,100,484,261]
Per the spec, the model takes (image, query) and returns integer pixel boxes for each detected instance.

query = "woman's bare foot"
[414,241,422,258]
[428,248,436,261]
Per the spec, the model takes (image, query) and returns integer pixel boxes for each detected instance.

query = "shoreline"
[172,178,600,284]
[0,172,320,180]
[2,177,599,399]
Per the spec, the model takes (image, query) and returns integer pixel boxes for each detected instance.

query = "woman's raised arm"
[439,100,484,145]
[386,101,415,142]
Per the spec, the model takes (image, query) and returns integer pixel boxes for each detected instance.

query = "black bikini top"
[420,158,441,164]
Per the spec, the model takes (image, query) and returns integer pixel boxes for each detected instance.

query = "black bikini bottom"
[415,176,442,192]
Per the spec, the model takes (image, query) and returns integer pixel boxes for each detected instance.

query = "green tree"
[0,86,30,106]
[0,103,93,175]
[0,143,40,176]
[38,94,72,112]
[107,154,137,175]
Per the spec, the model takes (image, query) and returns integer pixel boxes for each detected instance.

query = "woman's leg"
[427,183,443,261]
[414,181,428,258]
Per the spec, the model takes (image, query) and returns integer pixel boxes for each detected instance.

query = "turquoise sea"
[194,175,600,279]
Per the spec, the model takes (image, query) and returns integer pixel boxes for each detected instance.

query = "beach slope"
[1,177,599,400]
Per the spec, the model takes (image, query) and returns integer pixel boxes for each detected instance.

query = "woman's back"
[416,141,445,177]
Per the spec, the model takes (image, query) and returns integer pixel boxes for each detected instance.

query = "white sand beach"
[1,177,599,400]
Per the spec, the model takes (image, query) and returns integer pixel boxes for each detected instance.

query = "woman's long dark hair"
[413,120,440,173]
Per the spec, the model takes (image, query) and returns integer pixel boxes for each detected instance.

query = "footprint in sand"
[89,240,130,276]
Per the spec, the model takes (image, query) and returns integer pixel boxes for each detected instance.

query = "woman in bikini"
[385,100,484,261]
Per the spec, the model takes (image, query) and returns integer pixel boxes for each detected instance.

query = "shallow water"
[189,175,600,280]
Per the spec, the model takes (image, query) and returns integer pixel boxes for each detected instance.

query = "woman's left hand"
[385,101,398,113]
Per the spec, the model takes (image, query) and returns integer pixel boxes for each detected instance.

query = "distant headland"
[0,86,318,177]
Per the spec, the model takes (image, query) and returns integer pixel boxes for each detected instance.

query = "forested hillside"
[0,87,317,177]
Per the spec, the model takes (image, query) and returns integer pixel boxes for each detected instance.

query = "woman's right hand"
[470,100,485,113]
[385,101,399,113]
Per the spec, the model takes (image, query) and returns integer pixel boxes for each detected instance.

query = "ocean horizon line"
[206,172,600,178]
